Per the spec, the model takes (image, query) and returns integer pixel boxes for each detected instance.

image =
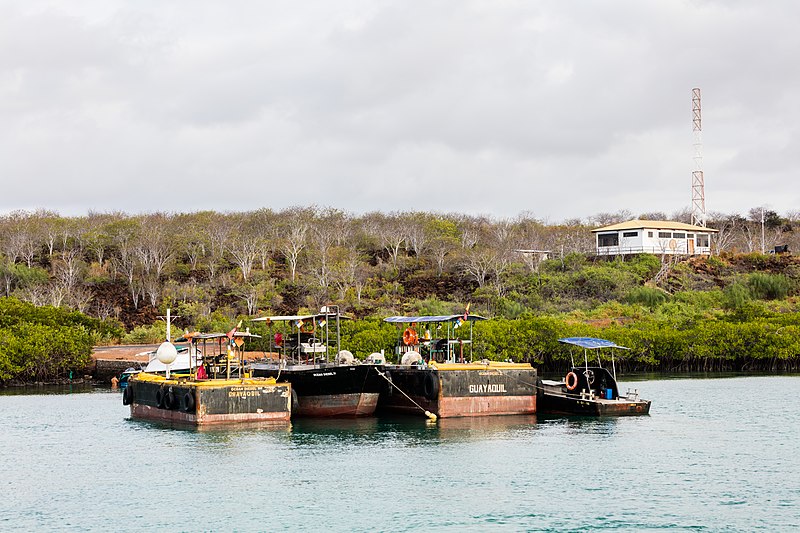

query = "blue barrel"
[606,388,613,399]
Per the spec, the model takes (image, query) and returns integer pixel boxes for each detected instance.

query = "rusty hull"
[294,392,379,417]
[437,394,536,418]
[379,365,537,418]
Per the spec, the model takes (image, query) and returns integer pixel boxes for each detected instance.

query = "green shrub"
[0,297,103,383]
[122,322,168,344]
[620,254,662,279]
[706,255,726,269]
[747,272,791,300]
[626,286,668,308]
[722,282,751,311]
[340,319,398,360]
[673,290,724,310]
[412,297,458,316]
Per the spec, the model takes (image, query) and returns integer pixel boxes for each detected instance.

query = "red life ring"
[402,328,418,346]
[565,371,579,391]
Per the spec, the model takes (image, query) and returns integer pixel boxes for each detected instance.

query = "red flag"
[226,320,242,341]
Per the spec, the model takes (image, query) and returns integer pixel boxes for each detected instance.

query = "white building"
[592,220,718,256]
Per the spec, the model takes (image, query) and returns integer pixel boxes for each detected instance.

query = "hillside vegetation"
[0,298,122,383]
[1,207,799,381]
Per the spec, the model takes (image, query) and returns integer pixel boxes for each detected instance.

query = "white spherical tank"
[156,341,178,365]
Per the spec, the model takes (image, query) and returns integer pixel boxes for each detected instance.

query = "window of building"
[622,231,638,238]
[673,232,686,239]
[697,234,709,247]
[598,233,619,247]
[658,232,671,238]
[687,233,694,239]
[648,231,653,238]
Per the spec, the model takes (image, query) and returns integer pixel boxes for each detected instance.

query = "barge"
[378,314,537,418]
[537,337,651,416]
[124,373,291,426]
[124,331,291,426]
[249,309,384,417]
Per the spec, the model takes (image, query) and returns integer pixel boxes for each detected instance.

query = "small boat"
[377,314,537,419]
[123,330,291,426]
[537,337,651,416]
[119,366,142,387]
[249,309,384,418]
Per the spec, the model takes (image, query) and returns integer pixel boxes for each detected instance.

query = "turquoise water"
[1,376,798,532]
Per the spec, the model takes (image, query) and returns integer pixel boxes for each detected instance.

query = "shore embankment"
[92,345,157,382]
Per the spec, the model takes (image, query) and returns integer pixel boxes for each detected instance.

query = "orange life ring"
[565,371,579,391]
[403,328,418,346]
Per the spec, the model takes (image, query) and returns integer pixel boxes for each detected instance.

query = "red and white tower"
[691,88,706,227]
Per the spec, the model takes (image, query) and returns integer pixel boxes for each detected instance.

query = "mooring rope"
[375,369,437,422]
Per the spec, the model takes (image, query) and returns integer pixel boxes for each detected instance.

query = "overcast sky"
[1,0,798,222]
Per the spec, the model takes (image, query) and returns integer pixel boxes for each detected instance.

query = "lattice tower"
[691,87,706,227]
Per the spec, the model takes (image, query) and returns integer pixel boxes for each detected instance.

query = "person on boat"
[111,376,119,388]
[197,364,207,380]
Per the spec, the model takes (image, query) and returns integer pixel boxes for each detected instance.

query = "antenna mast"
[691,87,706,227]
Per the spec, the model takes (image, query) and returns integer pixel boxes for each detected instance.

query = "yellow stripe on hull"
[132,372,281,388]
[428,362,533,371]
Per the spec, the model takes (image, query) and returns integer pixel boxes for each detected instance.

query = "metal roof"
[251,313,349,322]
[591,219,718,233]
[251,314,324,322]
[383,314,487,324]
[184,332,262,340]
[558,337,629,350]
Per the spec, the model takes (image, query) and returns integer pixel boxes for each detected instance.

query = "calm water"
[1,376,798,532]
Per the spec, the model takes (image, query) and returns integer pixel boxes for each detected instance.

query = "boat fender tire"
[565,371,579,391]
[423,372,439,400]
[122,384,133,405]
[155,387,166,408]
[183,391,195,412]
[164,390,176,410]
[384,370,393,397]
[291,388,299,411]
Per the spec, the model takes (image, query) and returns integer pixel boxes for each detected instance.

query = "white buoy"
[156,341,178,379]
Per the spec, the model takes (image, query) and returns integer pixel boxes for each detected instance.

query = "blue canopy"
[558,337,629,350]
[384,315,487,324]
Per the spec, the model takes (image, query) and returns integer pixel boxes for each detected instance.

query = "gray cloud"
[1,0,798,220]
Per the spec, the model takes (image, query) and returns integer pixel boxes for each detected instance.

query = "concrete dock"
[92,345,157,382]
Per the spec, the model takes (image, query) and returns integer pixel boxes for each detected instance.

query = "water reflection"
[124,416,292,441]
[431,413,538,440]
[286,414,540,447]
[537,414,621,436]
[0,383,99,396]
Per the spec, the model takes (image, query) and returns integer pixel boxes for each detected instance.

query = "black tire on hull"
[122,384,133,405]
[155,388,165,408]
[423,373,439,400]
[383,370,393,397]
[164,390,176,410]
[182,391,195,412]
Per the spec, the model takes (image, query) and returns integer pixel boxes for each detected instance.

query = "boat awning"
[252,314,322,322]
[383,315,487,324]
[558,337,629,350]
[251,314,351,323]
[185,332,262,340]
